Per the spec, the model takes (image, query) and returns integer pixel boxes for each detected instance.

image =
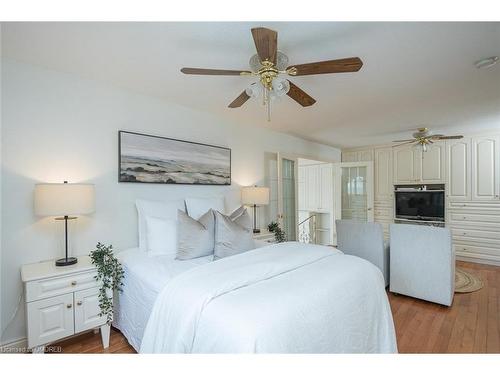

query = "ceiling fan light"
[271,77,290,96]
[249,54,262,72]
[275,52,289,71]
[245,82,261,98]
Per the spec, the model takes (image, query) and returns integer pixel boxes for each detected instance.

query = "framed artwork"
[118,131,231,185]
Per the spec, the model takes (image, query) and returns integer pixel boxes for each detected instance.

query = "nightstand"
[21,256,110,353]
[253,229,276,244]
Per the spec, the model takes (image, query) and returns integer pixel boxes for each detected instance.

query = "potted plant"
[268,221,286,243]
[89,242,124,325]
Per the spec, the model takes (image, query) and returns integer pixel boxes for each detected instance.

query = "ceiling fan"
[393,128,464,152]
[180,27,363,121]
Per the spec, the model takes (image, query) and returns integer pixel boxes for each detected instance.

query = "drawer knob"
[66,304,72,309]
[77,301,83,306]
[71,281,77,286]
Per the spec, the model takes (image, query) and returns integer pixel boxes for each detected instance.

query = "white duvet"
[140,242,397,353]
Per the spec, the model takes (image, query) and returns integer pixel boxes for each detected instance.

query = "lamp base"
[55,257,78,267]
[253,228,261,234]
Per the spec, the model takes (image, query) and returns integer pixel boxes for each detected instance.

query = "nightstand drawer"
[25,270,98,303]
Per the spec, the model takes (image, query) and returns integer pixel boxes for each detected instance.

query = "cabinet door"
[374,147,393,201]
[342,151,358,162]
[421,143,445,182]
[27,293,74,348]
[447,139,471,201]
[472,136,500,201]
[306,165,320,210]
[393,146,416,183]
[319,164,333,211]
[358,149,374,162]
[74,287,107,333]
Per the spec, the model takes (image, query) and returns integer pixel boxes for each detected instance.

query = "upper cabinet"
[446,138,471,201]
[298,163,333,212]
[374,147,393,201]
[393,143,445,184]
[471,135,500,201]
[342,150,374,162]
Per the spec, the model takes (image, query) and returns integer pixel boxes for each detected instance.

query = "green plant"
[89,242,124,324]
[267,221,286,243]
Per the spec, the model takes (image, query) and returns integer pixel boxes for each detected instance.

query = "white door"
[393,146,416,183]
[74,287,107,334]
[277,153,299,241]
[27,293,74,348]
[447,138,471,202]
[306,164,320,210]
[319,164,333,211]
[334,161,375,223]
[472,136,500,201]
[374,147,393,201]
[421,143,446,183]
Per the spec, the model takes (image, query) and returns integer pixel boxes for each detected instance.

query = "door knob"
[71,281,77,286]
[77,301,83,306]
[66,304,72,309]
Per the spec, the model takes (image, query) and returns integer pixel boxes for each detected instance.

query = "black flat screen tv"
[395,191,445,221]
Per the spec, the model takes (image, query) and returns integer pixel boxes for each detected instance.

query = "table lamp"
[241,186,270,233]
[34,181,95,266]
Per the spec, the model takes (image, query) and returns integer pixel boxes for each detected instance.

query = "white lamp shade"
[241,186,270,206]
[34,183,95,216]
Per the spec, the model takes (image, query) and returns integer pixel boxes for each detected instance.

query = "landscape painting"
[119,131,231,185]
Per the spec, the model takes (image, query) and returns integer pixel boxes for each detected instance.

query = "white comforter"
[140,242,397,353]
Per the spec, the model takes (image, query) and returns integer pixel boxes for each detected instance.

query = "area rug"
[455,268,483,293]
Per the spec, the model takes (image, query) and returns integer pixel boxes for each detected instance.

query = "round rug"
[455,268,483,293]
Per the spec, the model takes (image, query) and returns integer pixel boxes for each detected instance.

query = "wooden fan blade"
[228,91,250,108]
[251,27,277,64]
[181,68,251,76]
[392,139,416,142]
[433,135,464,140]
[288,57,363,76]
[286,81,316,107]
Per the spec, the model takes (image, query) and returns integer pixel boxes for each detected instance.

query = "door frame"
[277,153,300,240]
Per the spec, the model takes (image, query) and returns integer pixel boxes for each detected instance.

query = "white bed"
[138,242,398,353]
[113,248,213,351]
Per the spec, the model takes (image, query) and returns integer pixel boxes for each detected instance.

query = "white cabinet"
[22,256,110,352]
[374,147,393,202]
[393,144,445,184]
[299,163,332,212]
[342,151,358,162]
[471,135,500,201]
[342,149,374,162]
[447,138,471,202]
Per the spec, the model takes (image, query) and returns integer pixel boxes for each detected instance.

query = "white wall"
[0,59,341,344]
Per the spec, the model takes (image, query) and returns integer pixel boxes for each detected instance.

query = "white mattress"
[113,248,212,351]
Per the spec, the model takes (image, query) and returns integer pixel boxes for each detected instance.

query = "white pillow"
[136,199,185,252]
[145,216,177,257]
[185,197,225,220]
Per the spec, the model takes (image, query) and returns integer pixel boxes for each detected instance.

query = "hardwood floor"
[50,261,500,354]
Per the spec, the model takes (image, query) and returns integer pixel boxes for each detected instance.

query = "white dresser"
[21,256,110,353]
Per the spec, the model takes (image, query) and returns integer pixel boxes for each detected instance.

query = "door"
[74,287,107,333]
[319,163,333,211]
[374,147,393,202]
[27,293,74,348]
[472,136,500,201]
[306,164,320,210]
[334,161,374,223]
[447,138,471,202]
[421,143,445,183]
[277,153,299,241]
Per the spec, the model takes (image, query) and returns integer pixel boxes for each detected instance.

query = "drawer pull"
[71,281,77,286]
[66,303,72,309]
[77,301,83,306]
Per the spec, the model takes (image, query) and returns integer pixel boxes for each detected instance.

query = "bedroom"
[1,1,500,373]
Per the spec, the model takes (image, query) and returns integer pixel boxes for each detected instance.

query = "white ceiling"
[2,22,500,148]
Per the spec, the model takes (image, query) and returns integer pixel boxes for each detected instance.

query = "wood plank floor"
[49,261,500,354]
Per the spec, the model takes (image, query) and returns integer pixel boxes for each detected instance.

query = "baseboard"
[456,252,500,267]
[0,337,28,353]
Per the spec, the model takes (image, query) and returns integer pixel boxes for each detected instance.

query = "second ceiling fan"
[181,27,363,121]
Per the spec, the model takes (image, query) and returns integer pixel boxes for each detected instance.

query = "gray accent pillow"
[229,205,253,232]
[214,210,255,260]
[176,209,215,260]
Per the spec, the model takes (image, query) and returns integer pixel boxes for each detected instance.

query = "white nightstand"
[21,256,110,353]
[253,229,276,244]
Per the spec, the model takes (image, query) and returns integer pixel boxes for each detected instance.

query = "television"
[395,191,445,221]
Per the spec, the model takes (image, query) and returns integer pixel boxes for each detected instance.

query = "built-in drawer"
[451,227,500,243]
[449,212,500,225]
[448,201,500,210]
[25,270,99,303]
[454,243,500,259]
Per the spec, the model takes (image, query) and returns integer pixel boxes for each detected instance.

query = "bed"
[113,248,213,351]
[115,242,397,353]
